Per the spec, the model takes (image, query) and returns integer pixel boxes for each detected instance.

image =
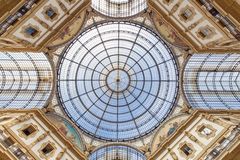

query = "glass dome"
[91,0,147,18]
[89,145,146,160]
[57,21,178,141]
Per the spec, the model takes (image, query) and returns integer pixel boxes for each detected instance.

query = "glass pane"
[0,52,53,109]
[89,145,146,160]
[57,22,179,141]
[184,53,240,109]
[91,0,147,17]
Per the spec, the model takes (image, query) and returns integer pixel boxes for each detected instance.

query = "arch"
[89,144,146,160]
[46,113,86,152]
[183,53,240,109]
[91,0,147,18]
[150,113,189,153]
[0,51,53,108]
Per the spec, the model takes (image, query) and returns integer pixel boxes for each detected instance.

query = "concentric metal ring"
[57,21,179,141]
[106,69,130,92]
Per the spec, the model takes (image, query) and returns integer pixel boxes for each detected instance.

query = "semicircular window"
[57,21,178,141]
[89,145,146,160]
[91,0,147,18]
[184,53,240,109]
[0,52,53,109]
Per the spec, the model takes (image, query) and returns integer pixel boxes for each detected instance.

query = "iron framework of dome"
[91,0,147,18]
[57,21,179,141]
[88,144,146,160]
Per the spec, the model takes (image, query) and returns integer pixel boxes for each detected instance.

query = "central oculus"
[57,21,179,141]
[106,69,130,92]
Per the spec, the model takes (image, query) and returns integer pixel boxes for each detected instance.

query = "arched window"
[183,53,240,109]
[91,0,147,18]
[89,145,146,160]
[0,52,53,108]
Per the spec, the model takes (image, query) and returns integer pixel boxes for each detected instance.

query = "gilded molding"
[196,123,217,140]
[38,141,57,159]
[20,24,41,39]
[178,5,196,23]
[162,0,174,5]
[178,142,196,159]
[196,25,217,40]
[42,4,60,22]
[33,16,50,30]
[17,123,39,140]
[65,0,77,5]
[56,0,68,13]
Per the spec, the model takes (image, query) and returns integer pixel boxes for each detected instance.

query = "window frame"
[18,123,38,139]
[196,123,216,139]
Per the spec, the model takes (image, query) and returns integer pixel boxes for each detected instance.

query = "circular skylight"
[57,21,178,141]
[91,0,147,18]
